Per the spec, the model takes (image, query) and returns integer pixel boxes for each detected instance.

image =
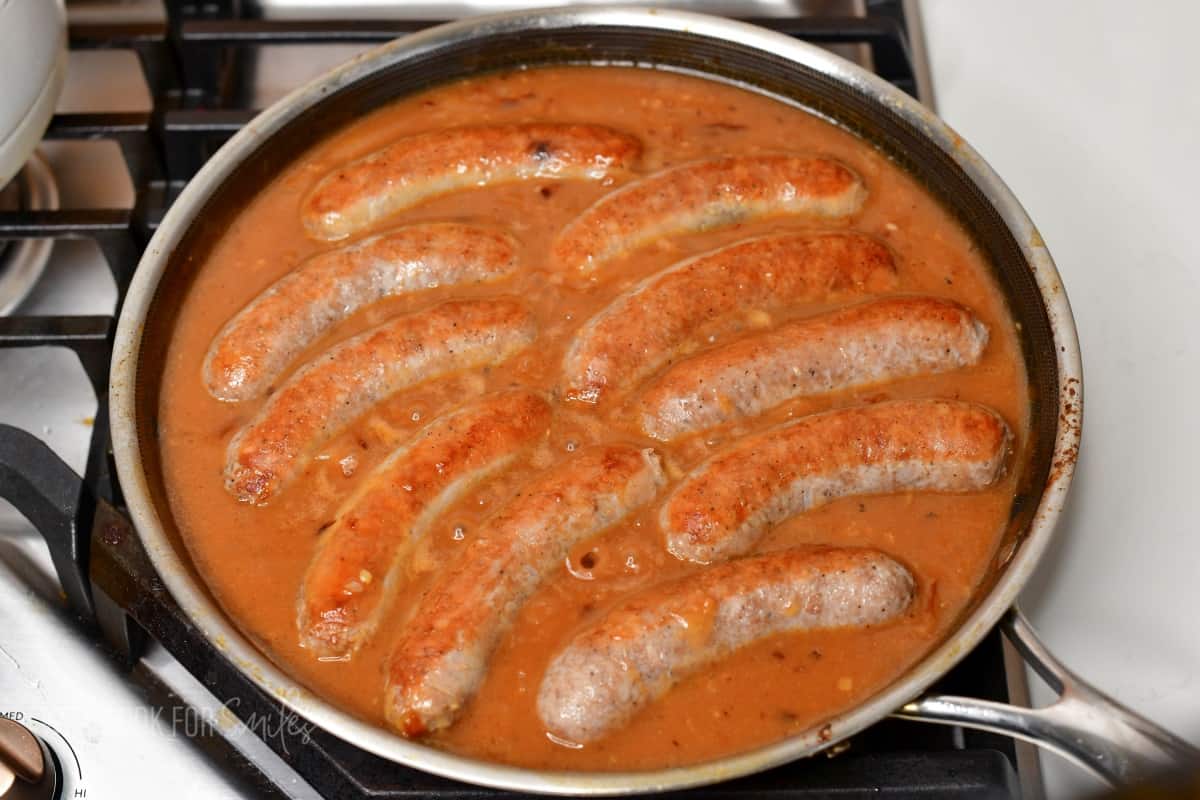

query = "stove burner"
[0,152,58,315]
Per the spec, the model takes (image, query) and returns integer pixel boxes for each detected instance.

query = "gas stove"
[0,2,1038,798]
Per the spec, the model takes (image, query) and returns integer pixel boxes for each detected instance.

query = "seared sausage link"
[204,223,518,402]
[662,400,1011,564]
[537,547,914,744]
[302,124,642,241]
[640,297,990,440]
[552,155,867,275]
[561,233,897,404]
[225,298,536,505]
[296,390,551,659]
[385,446,666,737]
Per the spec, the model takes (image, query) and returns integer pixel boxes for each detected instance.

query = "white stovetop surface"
[922,0,1200,797]
[1,2,1197,798]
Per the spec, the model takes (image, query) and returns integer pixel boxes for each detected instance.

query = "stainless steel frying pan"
[108,7,1198,794]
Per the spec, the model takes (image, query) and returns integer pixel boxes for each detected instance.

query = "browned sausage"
[302,124,642,240]
[561,233,897,404]
[639,297,989,440]
[225,298,536,505]
[385,446,666,736]
[662,400,1011,563]
[296,390,551,659]
[204,223,518,402]
[552,155,867,275]
[537,547,914,743]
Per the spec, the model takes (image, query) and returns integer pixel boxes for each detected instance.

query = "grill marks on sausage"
[661,400,1012,564]
[384,446,666,737]
[536,547,915,744]
[203,223,519,402]
[552,155,867,276]
[561,233,898,404]
[224,298,537,505]
[296,390,551,659]
[639,297,990,440]
[302,124,643,241]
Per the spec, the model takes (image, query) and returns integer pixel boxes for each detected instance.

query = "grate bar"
[0,210,142,291]
[178,16,905,45]
[0,315,114,396]
[45,113,161,189]
[162,109,254,179]
[67,21,179,101]
[68,22,168,49]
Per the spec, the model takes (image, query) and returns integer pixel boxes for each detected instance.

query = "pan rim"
[109,6,1083,795]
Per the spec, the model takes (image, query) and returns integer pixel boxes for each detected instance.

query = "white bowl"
[0,0,67,188]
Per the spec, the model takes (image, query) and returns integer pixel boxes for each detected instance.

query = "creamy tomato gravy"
[158,66,1027,770]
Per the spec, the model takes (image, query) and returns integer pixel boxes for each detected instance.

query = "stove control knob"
[0,719,58,800]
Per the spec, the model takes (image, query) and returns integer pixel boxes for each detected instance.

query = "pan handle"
[894,606,1200,786]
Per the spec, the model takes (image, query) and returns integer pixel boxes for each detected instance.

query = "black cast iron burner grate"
[0,2,1021,797]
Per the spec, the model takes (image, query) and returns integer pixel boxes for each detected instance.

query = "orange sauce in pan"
[157,66,1028,770]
